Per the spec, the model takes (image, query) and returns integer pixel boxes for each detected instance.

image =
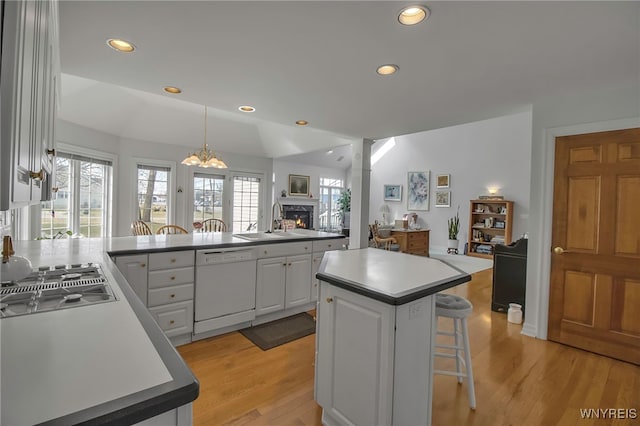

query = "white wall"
[370,111,533,253]
[57,121,273,236]
[273,160,347,200]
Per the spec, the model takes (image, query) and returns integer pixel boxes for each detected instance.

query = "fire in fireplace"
[282,205,314,229]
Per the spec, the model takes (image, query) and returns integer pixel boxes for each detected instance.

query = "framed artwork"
[435,191,451,208]
[436,174,450,189]
[288,174,310,196]
[383,184,402,201]
[407,171,430,211]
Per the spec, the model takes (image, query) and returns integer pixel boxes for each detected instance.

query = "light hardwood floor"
[178,269,640,426]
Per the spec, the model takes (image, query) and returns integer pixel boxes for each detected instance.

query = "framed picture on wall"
[436,174,450,188]
[288,174,310,196]
[407,171,430,211]
[435,191,451,208]
[383,184,402,201]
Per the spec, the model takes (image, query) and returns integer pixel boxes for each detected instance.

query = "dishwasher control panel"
[196,248,258,265]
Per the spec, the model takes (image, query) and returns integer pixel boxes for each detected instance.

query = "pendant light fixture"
[181,106,227,168]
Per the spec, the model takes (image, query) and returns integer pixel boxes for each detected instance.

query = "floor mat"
[240,312,316,351]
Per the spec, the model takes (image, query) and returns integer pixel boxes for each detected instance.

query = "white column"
[349,139,373,249]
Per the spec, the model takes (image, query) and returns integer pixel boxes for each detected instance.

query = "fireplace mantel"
[279,197,319,206]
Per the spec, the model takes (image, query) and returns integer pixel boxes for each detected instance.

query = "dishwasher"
[194,247,257,336]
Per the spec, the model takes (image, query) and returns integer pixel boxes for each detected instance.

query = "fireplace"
[282,204,314,229]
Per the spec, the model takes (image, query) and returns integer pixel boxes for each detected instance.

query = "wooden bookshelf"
[467,199,514,259]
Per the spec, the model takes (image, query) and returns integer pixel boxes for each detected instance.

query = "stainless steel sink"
[233,232,287,241]
[233,231,308,241]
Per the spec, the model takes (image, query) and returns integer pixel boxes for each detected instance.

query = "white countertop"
[1,249,172,425]
[1,230,343,424]
[318,248,471,304]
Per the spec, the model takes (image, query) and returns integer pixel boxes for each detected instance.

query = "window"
[193,173,225,224]
[137,164,171,233]
[319,177,343,231]
[232,175,261,232]
[40,152,113,238]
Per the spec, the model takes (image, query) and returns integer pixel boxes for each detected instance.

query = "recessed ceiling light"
[398,6,430,25]
[326,150,334,155]
[376,64,399,75]
[163,86,182,94]
[106,38,135,53]
[296,120,308,126]
[238,105,256,112]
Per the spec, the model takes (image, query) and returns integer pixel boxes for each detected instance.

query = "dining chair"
[200,218,227,232]
[369,222,399,251]
[156,224,188,235]
[131,220,152,236]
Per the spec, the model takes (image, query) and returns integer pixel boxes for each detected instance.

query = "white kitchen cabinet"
[315,280,437,426]
[256,254,311,315]
[0,0,59,209]
[256,257,287,315]
[315,282,395,426]
[114,251,194,346]
[115,254,149,305]
[255,242,312,319]
[285,254,312,308]
[148,251,194,346]
[310,238,347,302]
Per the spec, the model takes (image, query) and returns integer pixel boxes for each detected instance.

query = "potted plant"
[337,188,351,235]
[447,207,460,254]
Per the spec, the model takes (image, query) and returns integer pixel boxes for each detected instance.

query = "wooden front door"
[549,128,640,365]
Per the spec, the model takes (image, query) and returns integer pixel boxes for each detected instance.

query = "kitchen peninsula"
[3,230,345,425]
[315,248,471,426]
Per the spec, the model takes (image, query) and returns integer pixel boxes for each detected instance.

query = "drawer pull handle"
[288,262,292,266]
[326,297,333,303]
[328,244,332,247]
[305,247,308,250]
[264,250,268,255]
[171,258,176,263]
[170,276,176,280]
[282,263,287,266]
[169,320,175,325]
[47,148,56,156]
[170,294,176,298]
[140,263,146,268]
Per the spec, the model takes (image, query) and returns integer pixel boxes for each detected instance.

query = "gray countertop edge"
[316,255,472,306]
[107,234,346,256]
[38,260,199,426]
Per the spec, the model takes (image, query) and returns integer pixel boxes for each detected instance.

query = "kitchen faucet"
[270,200,284,233]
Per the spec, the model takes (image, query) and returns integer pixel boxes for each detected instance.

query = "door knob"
[326,297,333,303]
[553,246,570,254]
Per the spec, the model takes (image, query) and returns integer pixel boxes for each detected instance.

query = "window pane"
[41,157,71,238]
[319,178,343,231]
[193,174,225,225]
[232,176,261,233]
[40,154,112,239]
[137,165,170,233]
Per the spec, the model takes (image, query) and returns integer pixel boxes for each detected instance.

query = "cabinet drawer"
[148,300,194,337]
[408,239,427,250]
[148,267,194,288]
[312,239,346,253]
[407,232,426,242]
[149,251,194,270]
[257,242,311,258]
[148,283,194,307]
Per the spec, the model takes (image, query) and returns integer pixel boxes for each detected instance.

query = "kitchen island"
[3,230,345,425]
[315,248,471,426]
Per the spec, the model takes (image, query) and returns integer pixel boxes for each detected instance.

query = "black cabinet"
[492,238,527,314]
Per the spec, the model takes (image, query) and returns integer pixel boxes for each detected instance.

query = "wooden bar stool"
[433,293,476,409]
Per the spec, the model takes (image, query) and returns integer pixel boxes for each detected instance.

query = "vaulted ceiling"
[58,1,639,164]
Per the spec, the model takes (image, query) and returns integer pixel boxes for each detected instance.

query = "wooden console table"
[390,229,429,256]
